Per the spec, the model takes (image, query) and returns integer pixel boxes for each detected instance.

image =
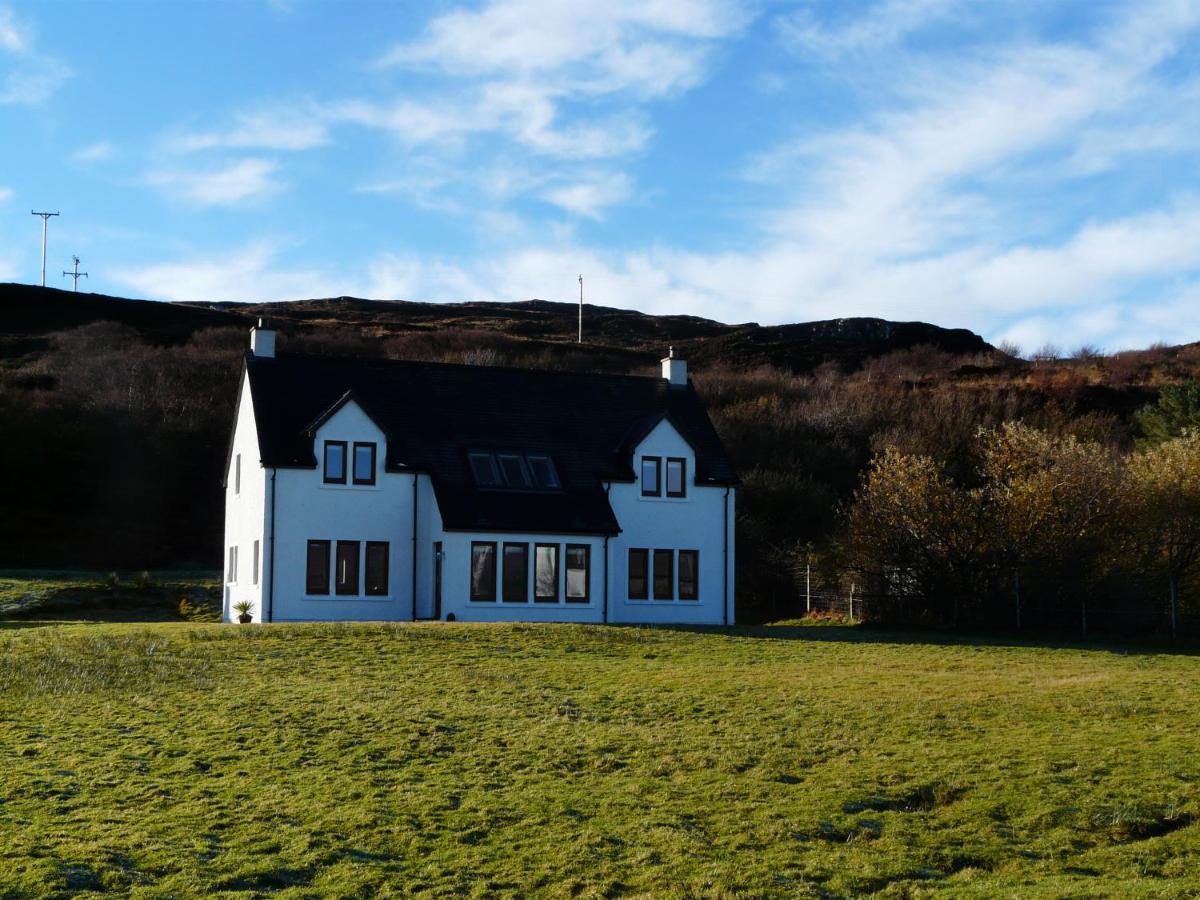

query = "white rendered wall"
[269,401,415,622]
[222,370,268,622]
[606,419,735,625]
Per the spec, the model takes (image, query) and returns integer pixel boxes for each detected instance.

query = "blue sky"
[2,0,1200,352]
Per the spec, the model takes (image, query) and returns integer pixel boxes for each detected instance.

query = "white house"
[222,321,737,625]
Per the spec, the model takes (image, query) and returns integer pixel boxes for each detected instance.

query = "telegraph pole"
[31,211,60,287]
[577,274,583,343]
[62,255,88,291]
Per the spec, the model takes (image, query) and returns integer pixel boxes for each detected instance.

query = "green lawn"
[0,570,220,621]
[0,622,1197,897]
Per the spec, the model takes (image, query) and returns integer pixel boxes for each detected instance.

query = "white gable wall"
[269,401,415,622]
[223,370,268,622]
[607,419,735,625]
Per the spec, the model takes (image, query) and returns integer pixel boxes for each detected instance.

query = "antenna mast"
[577,273,583,343]
[31,210,60,287]
[62,255,88,291]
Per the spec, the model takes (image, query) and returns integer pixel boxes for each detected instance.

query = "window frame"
[470,541,498,602]
[496,453,531,488]
[502,542,530,602]
[641,455,662,497]
[306,539,331,595]
[252,539,259,586]
[468,451,502,487]
[526,454,561,490]
[628,548,649,600]
[365,541,389,596]
[352,442,377,486]
[534,543,559,602]
[227,545,238,584]
[335,540,360,596]
[235,453,241,495]
[653,549,674,600]
[678,549,699,600]
[323,440,348,485]
[666,457,687,498]
[565,544,590,603]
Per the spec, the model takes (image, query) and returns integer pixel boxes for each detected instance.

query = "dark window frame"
[678,549,699,600]
[534,543,559,602]
[352,442,377,486]
[324,441,348,484]
[468,451,502,487]
[496,453,531,488]
[335,540,360,596]
[653,549,674,600]
[565,544,590,603]
[365,541,389,596]
[628,548,649,600]
[666,457,687,498]
[306,540,331,595]
[526,454,561,489]
[470,541,498,602]
[502,542,530,602]
[641,455,662,497]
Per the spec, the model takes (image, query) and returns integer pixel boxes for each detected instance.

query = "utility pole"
[577,273,583,343]
[31,211,60,287]
[62,255,88,291]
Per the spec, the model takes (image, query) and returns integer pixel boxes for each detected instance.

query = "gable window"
[468,452,501,487]
[497,453,531,488]
[335,540,360,595]
[324,441,347,484]
[471,542,497,601]
[628,548,649,600]
[666,458,687,498]
[502,542,529,602]
[365,541,389,596]
[653,549,674,600]
[641,456,662,497]
[527,455,561,489]
[235,453,241,494]
[678,550,699,600]
[306,540,330,595]
[534,544,559,602]
[353,442,377,485]
[227,545,238,584]
[252,540,260,586]
[565,544,590,602]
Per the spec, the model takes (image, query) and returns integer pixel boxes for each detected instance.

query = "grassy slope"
[0,623,1197,898]
[0,571,220,621]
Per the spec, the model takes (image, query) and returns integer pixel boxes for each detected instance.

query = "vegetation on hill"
[1,621,1197,896]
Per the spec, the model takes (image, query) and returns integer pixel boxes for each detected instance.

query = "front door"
[433,542,443,620]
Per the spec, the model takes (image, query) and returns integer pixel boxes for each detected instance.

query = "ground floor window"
[678,550,699,600]
[365,541,389,596]
[471,541,497,601]
[252,540,260,586]
[629,548,699,602]
[336,541,360,595]
[306,540,330,594]
[535,544,559,602]
[566,544,590,602]
[628,548,648,599]
[503,542,529,602]
[653,549,674,599]
[227,545,238,584]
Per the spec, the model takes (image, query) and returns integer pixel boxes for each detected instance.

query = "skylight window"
[468,451,563,490]
[496,453,531,488]
[526,454,560,489]
[468,451,501,486]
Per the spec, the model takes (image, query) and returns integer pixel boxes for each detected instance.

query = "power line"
[31,210,60,287]
[62,255,88,291]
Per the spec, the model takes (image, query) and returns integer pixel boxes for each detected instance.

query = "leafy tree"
[1135,381,1200,446]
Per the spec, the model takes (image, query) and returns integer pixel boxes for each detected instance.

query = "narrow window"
[565,544,590,602]
[335,540,360,595]
[468,452,501,486]
[306,540,330,595]
[526,454,561,489]
[353,442,377,485]
[534,544,559,602]
[502,542,529,602]
[666,457,687,498]
[324,441,347,484]
[497,453,531,488]
[653,549,674,600]
[641,456,661,497]
[628,548,649,600]
[227,546,237,584]
[471,542,497,601]
[252,540,260,586]
[678,550,699,600]
[365,541,389,596]
[235,453,241,495]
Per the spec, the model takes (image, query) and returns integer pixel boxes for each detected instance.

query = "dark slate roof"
[244,351,738,535]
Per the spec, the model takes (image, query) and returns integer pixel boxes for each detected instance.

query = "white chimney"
[250,318,275,358]
[661,346,687,387]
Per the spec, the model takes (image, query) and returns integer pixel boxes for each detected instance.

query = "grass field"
[0,622,1197,897]
[0,570,220,621]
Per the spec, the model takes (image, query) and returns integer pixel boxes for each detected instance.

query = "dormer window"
[324,441,347,484]
[353,442,376,485]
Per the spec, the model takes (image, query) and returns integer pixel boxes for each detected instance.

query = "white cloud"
[543,172,633,218]
[0,5,70,105]
[166,110,329,153]
[777,0,963,59]
[0,185,11,203]
[145,158,282,207]
[0,6,28,53]
[71,140,117,163]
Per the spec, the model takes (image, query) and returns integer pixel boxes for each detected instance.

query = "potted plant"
[233,600,254,624]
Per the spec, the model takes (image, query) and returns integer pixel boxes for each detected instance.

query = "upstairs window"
[527,454,561,489]
[666,458,687,498]
[324,441,347,484]
[641,456,662,497]
[353,442,377,485]
[497,454,531,488]
[468,452,502,487]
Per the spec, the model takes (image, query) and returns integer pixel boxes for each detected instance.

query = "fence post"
[806,564,811,615]
[849,582,855,623]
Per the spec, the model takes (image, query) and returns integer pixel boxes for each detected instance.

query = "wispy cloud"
[543,172,633,219]
[71,140,118,164]
[0,185,12,203]
[777,0,963,59]
[0,5,71,105]
[144,158,282,207]
[166,110,329,153]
